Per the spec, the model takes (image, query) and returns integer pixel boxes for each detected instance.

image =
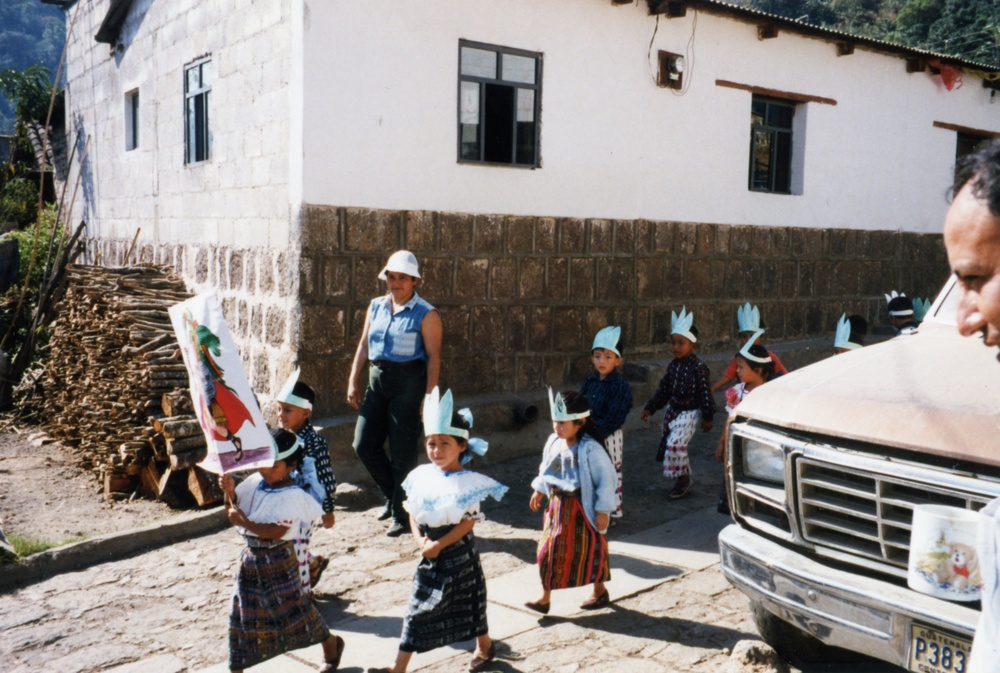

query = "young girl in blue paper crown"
[375,387,508,673]
[220,428,345,673]
[641,307,716,499]
[715,331,778,515]
[526,389,617,614]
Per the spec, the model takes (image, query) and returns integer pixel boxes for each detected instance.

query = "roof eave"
[647,0,1000,75]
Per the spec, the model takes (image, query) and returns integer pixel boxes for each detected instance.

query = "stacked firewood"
[15,264,222,507]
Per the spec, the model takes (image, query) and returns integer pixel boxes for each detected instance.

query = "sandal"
[468,640,497,671]
[524,600,550,615]
[310,555,331,587]
[580,589,611,610]
[320,635,345,671]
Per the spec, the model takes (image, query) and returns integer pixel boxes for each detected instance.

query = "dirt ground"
[0,424,177,546]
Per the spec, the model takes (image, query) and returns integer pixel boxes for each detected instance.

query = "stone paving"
[0,424,902,673]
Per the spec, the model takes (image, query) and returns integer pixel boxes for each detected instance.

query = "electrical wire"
[671,8,698,96]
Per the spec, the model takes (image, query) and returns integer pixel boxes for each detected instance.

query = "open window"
[458,41,541,168]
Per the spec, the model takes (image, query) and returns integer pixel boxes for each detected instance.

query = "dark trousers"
[353,361,425,524]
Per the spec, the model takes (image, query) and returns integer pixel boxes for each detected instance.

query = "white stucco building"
[52,0,1000,414]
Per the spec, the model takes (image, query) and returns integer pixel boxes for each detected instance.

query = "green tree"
[748,0,839,25]
[893,0,945,45]
[0,65,56,126]
[0,0,65,134]
[924,0,999,66]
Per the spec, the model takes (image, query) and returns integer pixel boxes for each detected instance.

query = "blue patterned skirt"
[400,525,488,653]
[228,537,330,670]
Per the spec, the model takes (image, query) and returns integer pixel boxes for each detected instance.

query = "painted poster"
[168,292,274,473]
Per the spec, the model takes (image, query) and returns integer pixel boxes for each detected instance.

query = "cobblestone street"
[1,424,902,673]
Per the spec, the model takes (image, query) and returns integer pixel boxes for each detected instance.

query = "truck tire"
[749,601,865,668]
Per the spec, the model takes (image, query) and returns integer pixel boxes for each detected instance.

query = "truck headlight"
[743,438,784,483]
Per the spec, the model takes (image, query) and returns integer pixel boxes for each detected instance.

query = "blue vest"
[368,292,435,363]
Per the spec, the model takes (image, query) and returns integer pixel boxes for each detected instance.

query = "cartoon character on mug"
[934,542,981,592]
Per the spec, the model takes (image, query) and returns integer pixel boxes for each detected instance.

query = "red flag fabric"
[928,59,964,92]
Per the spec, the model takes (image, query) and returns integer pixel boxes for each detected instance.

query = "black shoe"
[386,520,408,537]
[377,501,392,521]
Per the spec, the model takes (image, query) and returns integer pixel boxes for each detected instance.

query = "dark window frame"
[457,40,542,168]
[749,95,795,194]
[184,58,212,165]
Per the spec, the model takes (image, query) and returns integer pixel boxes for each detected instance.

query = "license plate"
[908,624,973,673]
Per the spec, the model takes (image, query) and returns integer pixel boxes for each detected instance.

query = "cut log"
[104,470,136,500]
[161,418,202,439]
[187,466,223,507]
[169,446,208,470]
[165,434,207,455]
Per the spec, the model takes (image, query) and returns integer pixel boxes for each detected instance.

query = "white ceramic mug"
[907,504,983,602]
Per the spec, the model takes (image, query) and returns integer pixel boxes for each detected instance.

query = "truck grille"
[796,457,994,569]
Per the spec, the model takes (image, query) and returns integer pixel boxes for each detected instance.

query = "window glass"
[185,59,212,163]
[503,54,535,84]
[766,103,793,128]
[460,81,480,160]
[461,47,497,79]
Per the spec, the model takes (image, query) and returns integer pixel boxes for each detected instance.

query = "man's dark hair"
[952,140,1000,216]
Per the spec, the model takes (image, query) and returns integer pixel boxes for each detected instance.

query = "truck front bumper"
[718,524,978,667]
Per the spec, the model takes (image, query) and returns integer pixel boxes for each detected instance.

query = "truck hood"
[736,320,1000,468]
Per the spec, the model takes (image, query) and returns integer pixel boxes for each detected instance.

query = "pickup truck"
[719,275,1000,673]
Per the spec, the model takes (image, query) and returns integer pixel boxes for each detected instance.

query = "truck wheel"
[749,601,864,668]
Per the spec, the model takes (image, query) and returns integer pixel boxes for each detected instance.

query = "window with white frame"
[124,89,139,151]
[458,41,541,167]
[184,59,211,164]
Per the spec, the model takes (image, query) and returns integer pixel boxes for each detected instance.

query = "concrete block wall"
[64,0,294,249]
[299,205,949,417]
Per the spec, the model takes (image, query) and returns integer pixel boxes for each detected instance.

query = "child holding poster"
[220,428,345,673]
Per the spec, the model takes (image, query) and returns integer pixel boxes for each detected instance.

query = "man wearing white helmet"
[348,250,443,537]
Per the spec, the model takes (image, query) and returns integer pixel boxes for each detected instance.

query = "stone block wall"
[300,205,949,416]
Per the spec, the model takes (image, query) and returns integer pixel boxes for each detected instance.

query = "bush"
[0,175,38,229]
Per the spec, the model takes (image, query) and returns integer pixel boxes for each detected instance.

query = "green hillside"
[747,0,999,67]
[0,0,66,134]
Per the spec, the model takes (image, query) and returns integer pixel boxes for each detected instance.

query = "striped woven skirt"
[400,527,489,653]
[229,538,330,670]
[536,491,610,590]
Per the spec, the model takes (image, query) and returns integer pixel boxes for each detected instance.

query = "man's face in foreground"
[944,182,1000,360]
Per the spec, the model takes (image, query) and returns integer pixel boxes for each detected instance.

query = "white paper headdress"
[276,367,312,410]
[671,306,697,343]
[833,313,862,351]
[548,387,590,422]
[275,433,303,461]
[591,325,621,356]
[884,290,914,316]
[737,303,763,334]
[738,330,772,363]
[423,387,487,465]
[913,298,931,322]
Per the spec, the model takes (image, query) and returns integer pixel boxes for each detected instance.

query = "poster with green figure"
[168,293,274,473]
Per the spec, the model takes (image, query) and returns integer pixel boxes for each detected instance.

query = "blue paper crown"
[592,325,621,356]
[671,306,697,343]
